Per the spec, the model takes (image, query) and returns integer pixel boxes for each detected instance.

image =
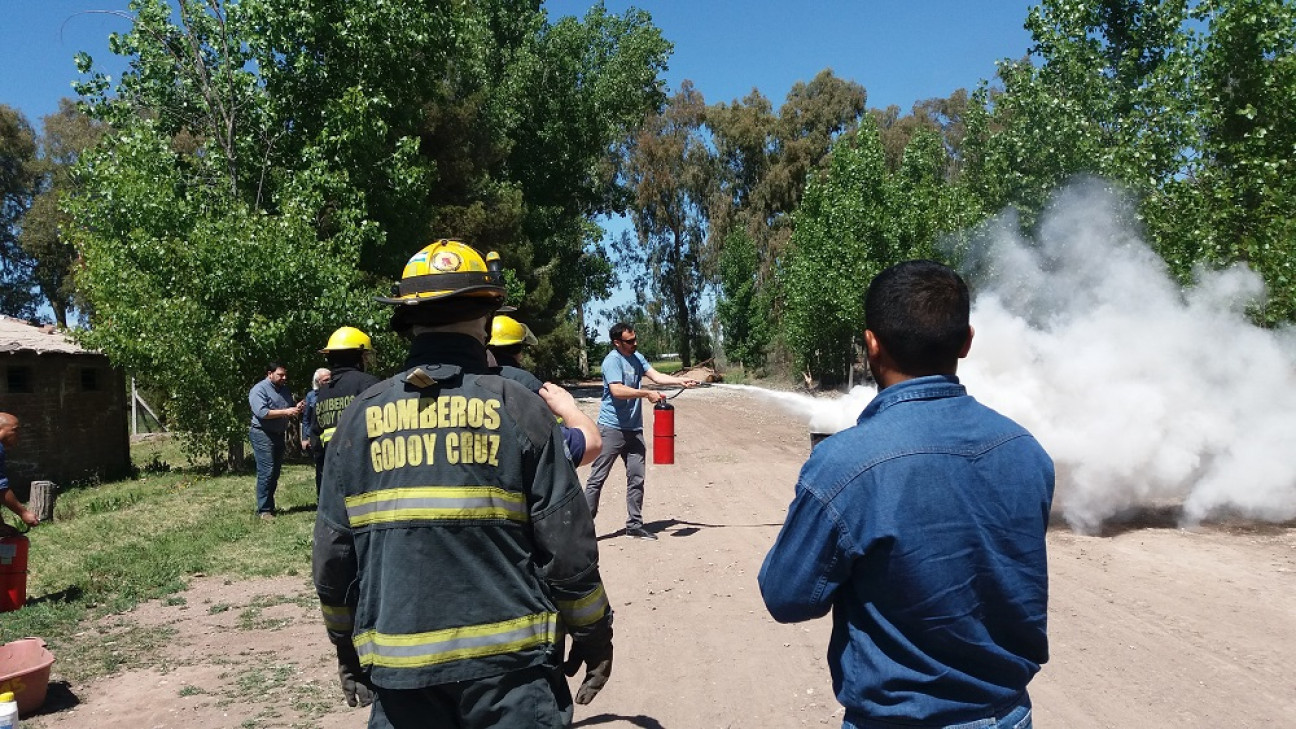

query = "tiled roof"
[0,316,94,355]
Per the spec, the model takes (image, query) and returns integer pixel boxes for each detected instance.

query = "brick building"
[0,316,131,497]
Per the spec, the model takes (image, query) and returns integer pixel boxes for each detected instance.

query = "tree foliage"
[0,104,41,319]
[715,228,770,371]
[67,0,669,464]
[619,81,712,367]
[17,99,107,327]
[962,0,1296,324]
[707,70,868,281]
[781,121,968,387]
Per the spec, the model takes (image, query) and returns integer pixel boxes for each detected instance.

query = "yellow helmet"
[489,315,538,347]
[320,326,372,353]
[376,239,505,305]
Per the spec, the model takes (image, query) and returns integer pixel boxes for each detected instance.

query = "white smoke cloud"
[751,181,1296,533]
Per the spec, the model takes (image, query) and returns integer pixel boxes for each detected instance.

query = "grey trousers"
[584,426,646,530]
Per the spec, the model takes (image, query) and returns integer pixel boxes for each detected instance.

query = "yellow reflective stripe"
[345,487,528,527]
[354,612,557,669]
[320,427,336,443]
[320,603,353,632]
[556,583,610,627]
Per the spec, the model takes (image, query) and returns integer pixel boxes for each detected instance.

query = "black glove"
[335,641,375,708]
[563,634,613,705]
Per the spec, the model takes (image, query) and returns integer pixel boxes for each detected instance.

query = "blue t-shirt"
[562,427,587,465]
[597,349,651,430]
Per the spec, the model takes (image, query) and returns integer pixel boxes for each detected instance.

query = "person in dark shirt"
[487,314,601,466]
[301,367,331,494]
[0,412,39,535]
[313,239,613,728]
[760,260,1055,729]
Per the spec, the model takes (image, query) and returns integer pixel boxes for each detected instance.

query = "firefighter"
[312,239,613,729]
[488,314,602,467]
[313,326,381,455]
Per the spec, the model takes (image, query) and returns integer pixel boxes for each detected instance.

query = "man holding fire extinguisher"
[0,413,40,536]
[584,324,698,540]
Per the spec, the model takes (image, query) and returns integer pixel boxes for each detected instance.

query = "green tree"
[781,118,892,388]
[708,70,868,281]
[962,0,1195,228]
[19,99,107,327]
[69,0,384,468]
[715,228,770,370]
[781,121,966,387]
[67,0,670,462]
[962,0,1296,323]
[1183,0,1296,324]
[620,81,713,367]
[0,104,41,319]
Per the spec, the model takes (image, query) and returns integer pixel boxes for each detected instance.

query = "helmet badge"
[432,251,462,272]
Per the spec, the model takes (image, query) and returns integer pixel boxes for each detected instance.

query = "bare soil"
[25,385,1296,728]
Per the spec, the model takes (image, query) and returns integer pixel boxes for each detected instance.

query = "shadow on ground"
[596,517,783,541]
[575,713,665,728]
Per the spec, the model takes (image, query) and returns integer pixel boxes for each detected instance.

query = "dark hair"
[609,322,634,343]
[325,349,364,369]
[864,260,970,375]
[488,343,525,367]
[266,361,285,374]
[389,298,501,334]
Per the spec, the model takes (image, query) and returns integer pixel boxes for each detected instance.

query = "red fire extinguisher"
[0,531,29,613]
[652,399,675,465]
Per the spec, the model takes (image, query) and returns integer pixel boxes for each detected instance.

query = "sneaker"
[259,512,275,521]
[625,526,657,540]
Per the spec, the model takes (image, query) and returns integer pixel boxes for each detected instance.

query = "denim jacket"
[759,375,1055,728]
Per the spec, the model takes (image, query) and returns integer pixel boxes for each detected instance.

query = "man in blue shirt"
[759,261,1055,729]
[0,412,40,534]
[248,363,303,519]
[584,323,698,540]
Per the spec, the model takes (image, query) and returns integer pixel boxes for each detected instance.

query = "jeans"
[939,704,1032,729]
[249,427,285,514]
[583,427,646,530]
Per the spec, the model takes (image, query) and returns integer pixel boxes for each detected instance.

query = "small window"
[6,367,32,393]
[81,368,100,391]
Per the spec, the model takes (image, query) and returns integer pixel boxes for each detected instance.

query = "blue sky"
[4,1,1038,125]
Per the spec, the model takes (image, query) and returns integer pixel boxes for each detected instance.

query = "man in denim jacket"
[760,260,1055,729]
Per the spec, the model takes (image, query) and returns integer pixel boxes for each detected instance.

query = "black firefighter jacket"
[312,334,611,690]
[312,366,381,448]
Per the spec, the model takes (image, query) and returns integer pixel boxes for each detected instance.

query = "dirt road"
[27,385,1296,728]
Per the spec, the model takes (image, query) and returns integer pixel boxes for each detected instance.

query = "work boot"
[625,526,657,540]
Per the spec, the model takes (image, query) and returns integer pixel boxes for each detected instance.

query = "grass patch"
[236,593,310,631]
[2,440,320,682]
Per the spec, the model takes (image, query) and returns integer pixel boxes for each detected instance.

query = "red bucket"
[0,535,27,612]
[0,637,55,714]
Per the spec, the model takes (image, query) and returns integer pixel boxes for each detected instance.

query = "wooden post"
[29,480,57,522]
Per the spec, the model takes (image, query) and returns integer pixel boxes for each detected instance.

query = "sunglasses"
[619,337,637,345]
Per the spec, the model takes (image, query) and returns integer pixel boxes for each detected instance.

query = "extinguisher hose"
[664,382,711,400]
